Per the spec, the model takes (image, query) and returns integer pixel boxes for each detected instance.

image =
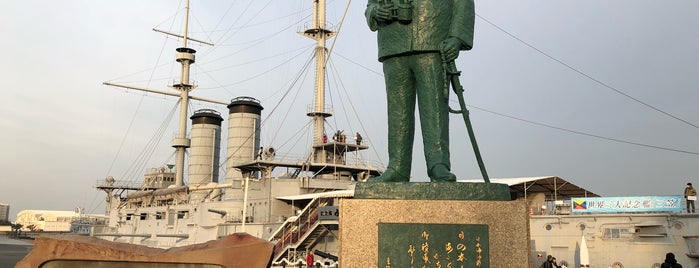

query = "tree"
[10,223,23,237]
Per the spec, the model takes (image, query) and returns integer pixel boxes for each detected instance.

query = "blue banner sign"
[571,196,683,213]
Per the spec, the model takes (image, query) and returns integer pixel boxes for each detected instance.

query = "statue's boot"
[429,163,456,182]
[369,119,412,182]
[368,166,410,182]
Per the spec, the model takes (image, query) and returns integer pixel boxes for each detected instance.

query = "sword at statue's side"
[445,60,490,183]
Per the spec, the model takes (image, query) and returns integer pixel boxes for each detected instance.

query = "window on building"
[603,228,630,239]
[177,210,188,219]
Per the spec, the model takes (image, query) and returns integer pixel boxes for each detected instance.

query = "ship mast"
[171,0,194,187]
[303,0,336,162]
[104,0,223,186]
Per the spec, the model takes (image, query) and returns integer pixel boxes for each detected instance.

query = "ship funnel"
[225,97,263,182]
[188,109,223,187]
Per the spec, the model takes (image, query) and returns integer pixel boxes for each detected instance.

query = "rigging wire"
[119,0,189,182]
[200,45,310,74]
[210,2,346,167]
[151,0,185,34]
[327,58,386,168]
[332,52,383,77]
[476,14,699,130]
[198,15,309,68]
[199,47,312,90]
[467,103,699,156]
[276,121,315,163]
[265,51,316,146]
[213,15,310,48]
[196,5,308,35]
[196,1,235,43]
[88,98,178,214]
[212,0,270,48]
[202,0,237,43]
[194,45,311,96]
[325,58,339,133]
[188,1,309,77]
[90,12,182,213]
[201,3,315,180]
[324,0,351,67]
[104,62,173,84]
[188,10,216,46]
[209,49,314,170]
[103,2,181,176]
[191,22,312,94]
[121,102,178,183]
[324,12,698,158]
[326,59,353,137]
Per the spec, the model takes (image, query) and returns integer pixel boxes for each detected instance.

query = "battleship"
[90,0,377,266]
[81,1,699,268]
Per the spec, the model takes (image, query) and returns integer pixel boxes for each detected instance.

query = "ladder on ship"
[268,196,339,265]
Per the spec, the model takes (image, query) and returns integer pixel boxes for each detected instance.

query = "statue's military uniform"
[365,0,475,182]
[366,0,474,61]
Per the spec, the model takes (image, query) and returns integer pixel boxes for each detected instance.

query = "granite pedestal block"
[340,183,530,267]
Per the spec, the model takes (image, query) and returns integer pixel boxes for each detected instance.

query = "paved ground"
[0,236,33,267]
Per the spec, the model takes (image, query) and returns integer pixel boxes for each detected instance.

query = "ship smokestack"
[225,97,263,182]
[188,109,223,187]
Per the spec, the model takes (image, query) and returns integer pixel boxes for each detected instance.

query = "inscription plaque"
[378,223,489,268]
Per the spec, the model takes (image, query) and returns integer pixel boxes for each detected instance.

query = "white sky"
[1,0,698,220]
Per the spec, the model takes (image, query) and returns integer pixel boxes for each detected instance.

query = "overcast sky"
[2,0,698,220]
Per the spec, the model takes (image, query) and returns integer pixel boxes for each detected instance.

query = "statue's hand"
[439,37,463,62]
[372,5,393,22]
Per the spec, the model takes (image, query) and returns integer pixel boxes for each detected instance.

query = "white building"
[0,203,9,222]
[15,210,79,232]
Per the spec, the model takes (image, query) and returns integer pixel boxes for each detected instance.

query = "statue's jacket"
[366,0,475,62]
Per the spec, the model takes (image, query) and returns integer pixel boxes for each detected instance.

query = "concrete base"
[339,199,530,267]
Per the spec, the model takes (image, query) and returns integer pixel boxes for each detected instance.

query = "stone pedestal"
[340,182,530,267]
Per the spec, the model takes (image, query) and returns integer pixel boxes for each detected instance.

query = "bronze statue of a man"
[365,0,475,182]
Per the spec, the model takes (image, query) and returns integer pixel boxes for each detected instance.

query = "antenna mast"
[103,0,220,187]
[171,0,195,186]
[303,0,336,162]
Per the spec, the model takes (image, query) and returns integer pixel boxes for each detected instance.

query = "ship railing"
[270,197,326,261]
[305,104,333,115]
[311,141,384,168]
[95,179,145,189]
[272,211,320,262]
[330,157,382,169]
[260,148,382,168]
[266,151,309,164]
[269,197,322,241]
